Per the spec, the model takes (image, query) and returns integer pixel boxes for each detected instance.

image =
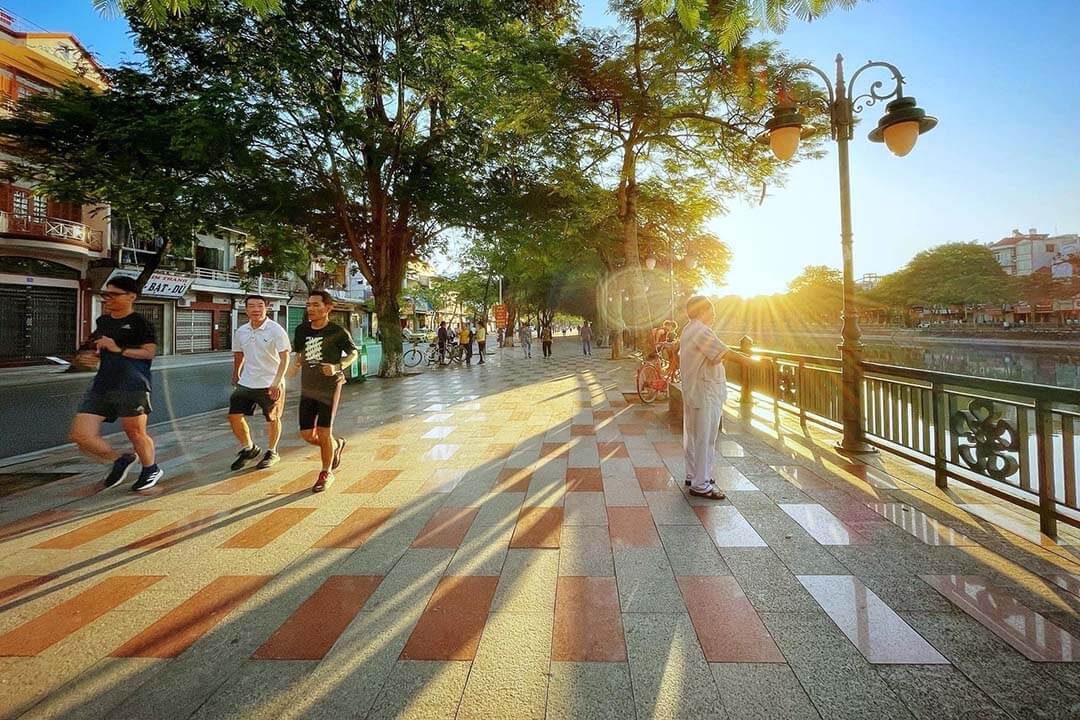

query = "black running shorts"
[298,385,342,430]
[229,385,283,421]
[77,389,152,423]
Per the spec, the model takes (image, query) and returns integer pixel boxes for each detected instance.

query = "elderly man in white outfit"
[679,295,736,500]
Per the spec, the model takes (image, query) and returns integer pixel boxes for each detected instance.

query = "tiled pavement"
[1,338,1079,719]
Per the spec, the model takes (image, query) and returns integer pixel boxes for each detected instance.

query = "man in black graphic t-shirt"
[69,275,164,492]
[289,290,358,492]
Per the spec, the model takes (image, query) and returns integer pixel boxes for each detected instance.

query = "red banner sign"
[493,304,508,329]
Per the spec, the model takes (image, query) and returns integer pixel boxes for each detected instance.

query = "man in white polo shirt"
[228,295,291,470]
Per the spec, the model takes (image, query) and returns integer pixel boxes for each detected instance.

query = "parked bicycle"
[633,345,679,404]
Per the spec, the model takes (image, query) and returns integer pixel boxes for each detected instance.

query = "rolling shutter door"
[175,308,213,353]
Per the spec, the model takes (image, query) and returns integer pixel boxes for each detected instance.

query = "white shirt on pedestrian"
[678,319,729,409]
[232,319,291,388]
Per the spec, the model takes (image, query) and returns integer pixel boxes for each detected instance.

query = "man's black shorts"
[298,386,342,430]
[77,389,152,423]
[229,385,283,421]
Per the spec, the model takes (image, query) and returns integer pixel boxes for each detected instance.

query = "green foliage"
[868,243,1019,308]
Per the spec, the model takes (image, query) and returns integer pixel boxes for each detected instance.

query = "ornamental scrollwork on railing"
[950,398,1020,480]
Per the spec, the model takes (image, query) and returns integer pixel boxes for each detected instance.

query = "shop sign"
[105,269,192,299]
[493,304,508,328]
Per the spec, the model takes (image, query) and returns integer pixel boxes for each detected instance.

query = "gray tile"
[367,660,471,720]
[546,661,635,720]
[559,525,615,576]
[622,613,727,720]
[645,491,700,525]
[720,548,821,613]
[613,547,684,613]
[563,492,608,526]
[710,663,820,720]
[761,612,916,720]
[658,524,730,576]
[189,660,317,720]
[874,665,1010,720]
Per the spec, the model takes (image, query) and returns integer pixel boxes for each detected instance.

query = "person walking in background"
[476,321,487,364]
[519,321,533,358]
[289,290,358,492]
[436,321,449,364]
[458,322,472,365]
[541,322,553,357]
[679,295,748,500]
[228,295,291,471]
[580,321,593,355]
[69,275,163,492]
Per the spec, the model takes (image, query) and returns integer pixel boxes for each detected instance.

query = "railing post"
[798,360,807,425]
[739,335,753,419]
[931,381,948,489]
[1034,399,1058,538]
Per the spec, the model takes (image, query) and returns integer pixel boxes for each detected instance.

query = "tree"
[125,0,571,376]
[0,66,266,288]
[869,243,1019,310]
[559,1,838,353]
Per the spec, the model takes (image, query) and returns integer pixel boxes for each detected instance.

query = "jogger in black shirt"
[289,290,358,492]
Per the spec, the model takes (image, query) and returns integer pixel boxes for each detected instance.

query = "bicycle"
[633,349,679,404]
[403,341,425,368]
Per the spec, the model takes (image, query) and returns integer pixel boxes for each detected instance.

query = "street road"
[0,359,235,460]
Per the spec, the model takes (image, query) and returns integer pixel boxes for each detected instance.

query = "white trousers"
[683,399,722,492]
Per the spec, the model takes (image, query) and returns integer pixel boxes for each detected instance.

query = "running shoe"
[132,465,164,492]
[103,453,137,489]
[332,437,347,470]
[230,445,262,471]
[313,470,334,493]
[255,450,280,469]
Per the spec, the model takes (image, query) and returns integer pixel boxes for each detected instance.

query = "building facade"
[0,16,109,363]
[989,228,1064,277]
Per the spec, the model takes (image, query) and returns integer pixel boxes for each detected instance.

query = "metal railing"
[190,267,289,295]
[722,344,1080,537]
[0,211,103,250]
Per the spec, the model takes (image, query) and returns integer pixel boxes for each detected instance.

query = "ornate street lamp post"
[762,55,936,454]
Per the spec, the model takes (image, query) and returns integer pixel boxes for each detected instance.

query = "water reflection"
[722,333,1080,389]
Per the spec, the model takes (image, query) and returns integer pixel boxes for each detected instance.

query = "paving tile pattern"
[0,339,1078,719]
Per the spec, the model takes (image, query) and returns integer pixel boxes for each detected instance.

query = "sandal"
[689,485,726,500]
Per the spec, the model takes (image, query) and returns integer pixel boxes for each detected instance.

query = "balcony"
[190,266,290,296]
[0,211,104,252]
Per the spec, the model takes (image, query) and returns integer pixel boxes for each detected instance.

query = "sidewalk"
[0,351,233,388]
[0,339,1078,720]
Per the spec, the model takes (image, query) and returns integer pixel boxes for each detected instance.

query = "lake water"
[719,332,1080,390]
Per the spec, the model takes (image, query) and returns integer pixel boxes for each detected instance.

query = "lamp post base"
[834,438,878,456]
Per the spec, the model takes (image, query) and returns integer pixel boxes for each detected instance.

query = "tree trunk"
[375,292,404,377]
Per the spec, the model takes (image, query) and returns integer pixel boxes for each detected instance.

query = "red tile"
[253,575,382,660]
[594,411,614,422]
[375,445,400,461]
[799,575,947,664]
[0,509,74,542]
[272,471,320,495]
[607,507,661,548]
[313,508,395,548]
[635,467,679,492]
[220,508,316,549]
[344,469,401,494]
[113,576,271,658]
[570,425,596,437]
[400,576,499,660]
[922,575,1080,662]
[34,510,158,550]
[619,423,647,436]
[552,576,626,661]
[0,576,163,656]
[678,576,784,662]
[495,468,532,494]
[596,442,629,460]
[565,468,604,493]
[126,510,230,550]
[411,508,478,549]
[0,575,55,603]
[541,443,570,460]
[510,507,563,548]
[201,469,278,495]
